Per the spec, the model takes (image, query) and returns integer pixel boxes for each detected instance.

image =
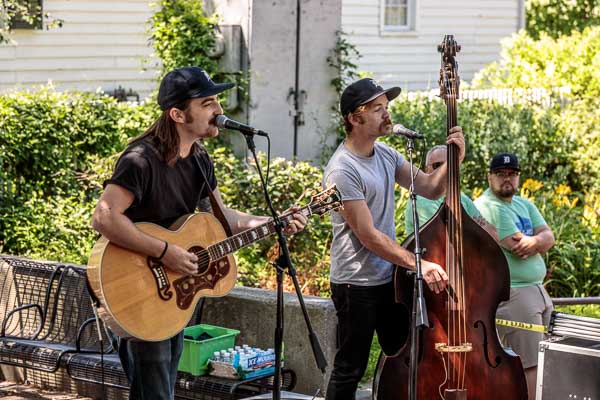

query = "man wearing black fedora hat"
[322,78,465,399]
[92,66,307,399]
[475,152,555,400]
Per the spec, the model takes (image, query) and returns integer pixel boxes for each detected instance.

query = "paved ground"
[0,380,373,399]
[0,382,92,400]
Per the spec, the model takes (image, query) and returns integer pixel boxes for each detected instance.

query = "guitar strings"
[189,209,307,271]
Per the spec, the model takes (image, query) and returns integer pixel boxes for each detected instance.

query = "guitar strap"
[194,151,233,238]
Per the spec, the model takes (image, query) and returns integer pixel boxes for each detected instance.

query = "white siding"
[0,0,159,99]
[342,0,521,91]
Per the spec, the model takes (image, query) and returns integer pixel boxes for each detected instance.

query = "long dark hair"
[130,99,193,165]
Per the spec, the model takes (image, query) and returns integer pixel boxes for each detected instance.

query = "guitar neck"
[206,205,312,260]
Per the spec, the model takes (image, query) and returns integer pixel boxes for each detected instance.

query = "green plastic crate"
[178,324,240,376]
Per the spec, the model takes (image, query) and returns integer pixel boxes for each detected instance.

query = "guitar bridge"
[146,257,173,301]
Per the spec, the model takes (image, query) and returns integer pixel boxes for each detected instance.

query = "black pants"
[326,281,409,400]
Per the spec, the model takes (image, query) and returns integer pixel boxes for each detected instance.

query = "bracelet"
[157,241,169,260]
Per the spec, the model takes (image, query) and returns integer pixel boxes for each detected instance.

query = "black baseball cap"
[340,78,401,117]
[157,66,234,110]
[489,152,520,172]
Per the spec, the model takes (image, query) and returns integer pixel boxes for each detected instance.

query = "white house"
[0,0,524,160]
[344,0,526,90]
[0,0,158,99]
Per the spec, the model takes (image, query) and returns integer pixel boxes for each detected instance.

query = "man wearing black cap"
[475,152,555,400]
[91,66,306,399]
[322,78,465,399]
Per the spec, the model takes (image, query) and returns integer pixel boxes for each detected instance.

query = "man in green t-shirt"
[405,145,497,239]
[475,152,555,400]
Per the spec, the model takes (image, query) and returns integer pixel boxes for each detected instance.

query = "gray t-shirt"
[323,141,406,286]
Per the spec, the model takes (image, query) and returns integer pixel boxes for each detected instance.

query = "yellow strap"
[495,318,548,334]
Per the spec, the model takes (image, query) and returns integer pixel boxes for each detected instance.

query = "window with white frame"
[382,0,415,32]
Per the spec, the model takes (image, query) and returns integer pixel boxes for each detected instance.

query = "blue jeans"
[325,281,408,400]
[117,332,184,400]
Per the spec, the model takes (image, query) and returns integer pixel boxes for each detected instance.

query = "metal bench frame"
[0,255,296,399]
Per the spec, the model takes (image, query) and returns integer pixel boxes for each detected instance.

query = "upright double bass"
[373,35,528,400]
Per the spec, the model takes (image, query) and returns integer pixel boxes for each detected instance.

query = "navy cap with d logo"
[489,152,520,172]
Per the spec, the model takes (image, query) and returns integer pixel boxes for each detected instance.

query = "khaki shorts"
[496,284,553,369]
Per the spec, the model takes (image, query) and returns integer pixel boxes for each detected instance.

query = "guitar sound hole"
[189,246,209,275]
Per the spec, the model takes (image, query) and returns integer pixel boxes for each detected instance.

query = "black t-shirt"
[104,139,217,228]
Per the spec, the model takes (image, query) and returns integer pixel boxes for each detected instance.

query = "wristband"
[157,241,169,260]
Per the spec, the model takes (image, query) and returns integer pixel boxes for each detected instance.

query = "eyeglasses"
[493,170,520,178]
[430,161,444,171]
[425,161,444,173]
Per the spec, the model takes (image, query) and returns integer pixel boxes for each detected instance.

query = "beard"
[497,183,517,199]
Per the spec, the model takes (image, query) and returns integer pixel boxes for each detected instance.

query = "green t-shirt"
[474,188,547,287]
[404,193,482,235]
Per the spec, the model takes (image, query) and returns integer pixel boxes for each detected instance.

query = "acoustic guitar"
[87,186,341,341]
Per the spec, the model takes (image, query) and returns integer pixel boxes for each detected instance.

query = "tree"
[526,0,600,39]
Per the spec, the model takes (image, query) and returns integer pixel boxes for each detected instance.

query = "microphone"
[215,115,268,137]
[392,124,424,139]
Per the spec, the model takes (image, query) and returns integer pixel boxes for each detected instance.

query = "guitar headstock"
[309,185,343,216]
[438,35,461,103]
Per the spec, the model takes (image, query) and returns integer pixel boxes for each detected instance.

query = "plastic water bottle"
[239,352,247,369]
[213,351,221,362]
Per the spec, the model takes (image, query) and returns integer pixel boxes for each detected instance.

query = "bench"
[0,254,296,399]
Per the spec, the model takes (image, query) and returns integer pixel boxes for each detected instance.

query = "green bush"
[149,0,219,78]
[0,88,156,257]
[471,27,600,191]
[0,87,333,294]
[1,85,597,299]
[211,148,333,295]
[521,181,600,297]
[148,0,247,108]
[382,94,573,192]
[472,27,600,99]
[526,0,600,40]
[380,92,599,298]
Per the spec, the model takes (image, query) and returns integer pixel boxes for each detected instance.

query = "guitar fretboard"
[205,206,312,260]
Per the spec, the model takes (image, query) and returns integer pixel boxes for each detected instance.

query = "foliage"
[526,0,600,40]
[520,179,600,297]
[472,27,600,99]
[0,87,332,295]
[149,0,219,78]
[555,304,600,318]
[471,27,600,191]
[380,93,599,298]
[148,0,246,109]
[379,95,575,192]
[558,97,600,191]
[0,87,156,259]
[211,148,333,295]
[0,0,63,44]
[322,31,361,162]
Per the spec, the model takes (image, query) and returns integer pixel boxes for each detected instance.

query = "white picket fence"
[405,86,572,107]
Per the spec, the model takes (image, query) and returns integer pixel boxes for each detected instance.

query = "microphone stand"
[405,136,429,400]
[243,133,327,400]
